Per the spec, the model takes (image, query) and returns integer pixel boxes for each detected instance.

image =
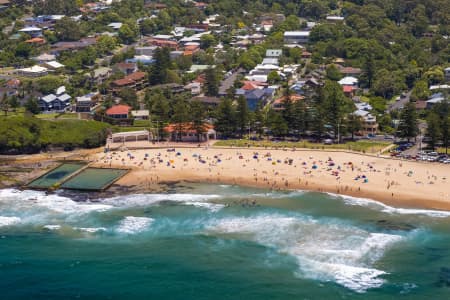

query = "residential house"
[146,38,179,49]
[164,122,216,142]
[33,53,56,63]
[41,61,65,71]
[135,46,158,56]
[88,67,112,84]
[126,55,155,65]
[25,37,46,45]
[110,71,147,94]
[190,96,221,108]
[185,82,202,95]
[106,104,131,119]
[272,94,304,111]
[338,76,359,87]
[75,92,101,112]
[39,86,71,112]
[50,37,97,55]
[18,26,43,38]
[284,31,310,44]
[16,65,48,77]
[426,93,445,109]
[107,22,122,30]
[265,49,282,58]
[131,110,150,120]
[237,88,273,111]
[337,65,362,77]
[326,16,345,22]
[113,62,137,75]
[445,67,450,81]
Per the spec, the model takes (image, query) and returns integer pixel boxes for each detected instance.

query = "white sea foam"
[116,216,154,234]
[75,227,106,233]
[0,216,21,227]
[206,214,403,292]
[0,189,112,215]
[330,193,450,218]
[43,224,61,230]
[102,193,224,212]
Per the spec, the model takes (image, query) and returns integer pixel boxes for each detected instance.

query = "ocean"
[0,184,450,299]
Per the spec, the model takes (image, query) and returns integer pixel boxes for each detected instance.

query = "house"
[16,65,48,77]
[238,88,273,111]
[249,64,280,76]
[50,37,97,54]
[107,22,123,30]
[75,92,101,112]
[131,110,150,120]
[110,71,147,94]
[114,62,137,75]
[164,122,216,142]
[42,61,65,70]
[266,49,282,58]
[106,104,131,119]
[261,20,273,32]
[326,16,345,22]
[284,31,310,44]
[190,96,221,108]
[338,76,359,87]
[146,38,179,49]
[353,110,378,135]
[343,85,356,97]
[126,55,155,65]
[185,82,202,95]
[272,94,304,111]
[262,58,279,66]
[337,65,362,77]
[39,86,71,112]
[445,67,450,81]
[18,26,43,38]
[25,37,46,45]
[426,93,445,109]
[33,53,56,63]
[87,67,112,84]
[135,46,158,56]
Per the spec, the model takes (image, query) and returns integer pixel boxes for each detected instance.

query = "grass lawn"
[36,113,79,120]
[214,139,393,154]
[437,147,449,154]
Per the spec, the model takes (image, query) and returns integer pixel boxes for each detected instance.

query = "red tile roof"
[106,105,131,116]
[273,94,304,105]
[343,85,355,93]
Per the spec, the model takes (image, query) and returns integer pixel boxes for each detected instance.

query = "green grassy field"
[214,139,392,154]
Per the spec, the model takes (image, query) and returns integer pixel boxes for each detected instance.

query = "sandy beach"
[92,145,450,211]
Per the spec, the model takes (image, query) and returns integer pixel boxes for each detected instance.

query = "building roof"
[19,26,42,32]
[284,31,310,37]
[18,65,48,73]
[131,110,150,117]
[106,105,131,115]
[338,76,358,86]
[25,37,45,43]
[56,86,66,95]
[34,53,56,61]
[45,61,64,69]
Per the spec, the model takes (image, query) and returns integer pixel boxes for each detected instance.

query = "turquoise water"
[61,168,128,190]
[27,163,85,188]
[1,185,450,299]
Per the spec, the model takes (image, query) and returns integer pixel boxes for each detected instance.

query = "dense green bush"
[0,116,110,154]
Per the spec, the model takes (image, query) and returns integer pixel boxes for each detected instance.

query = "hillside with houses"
[0,0,448,158]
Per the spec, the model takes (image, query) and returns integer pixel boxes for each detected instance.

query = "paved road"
[388,91,411,112]
[219,68,244,95]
